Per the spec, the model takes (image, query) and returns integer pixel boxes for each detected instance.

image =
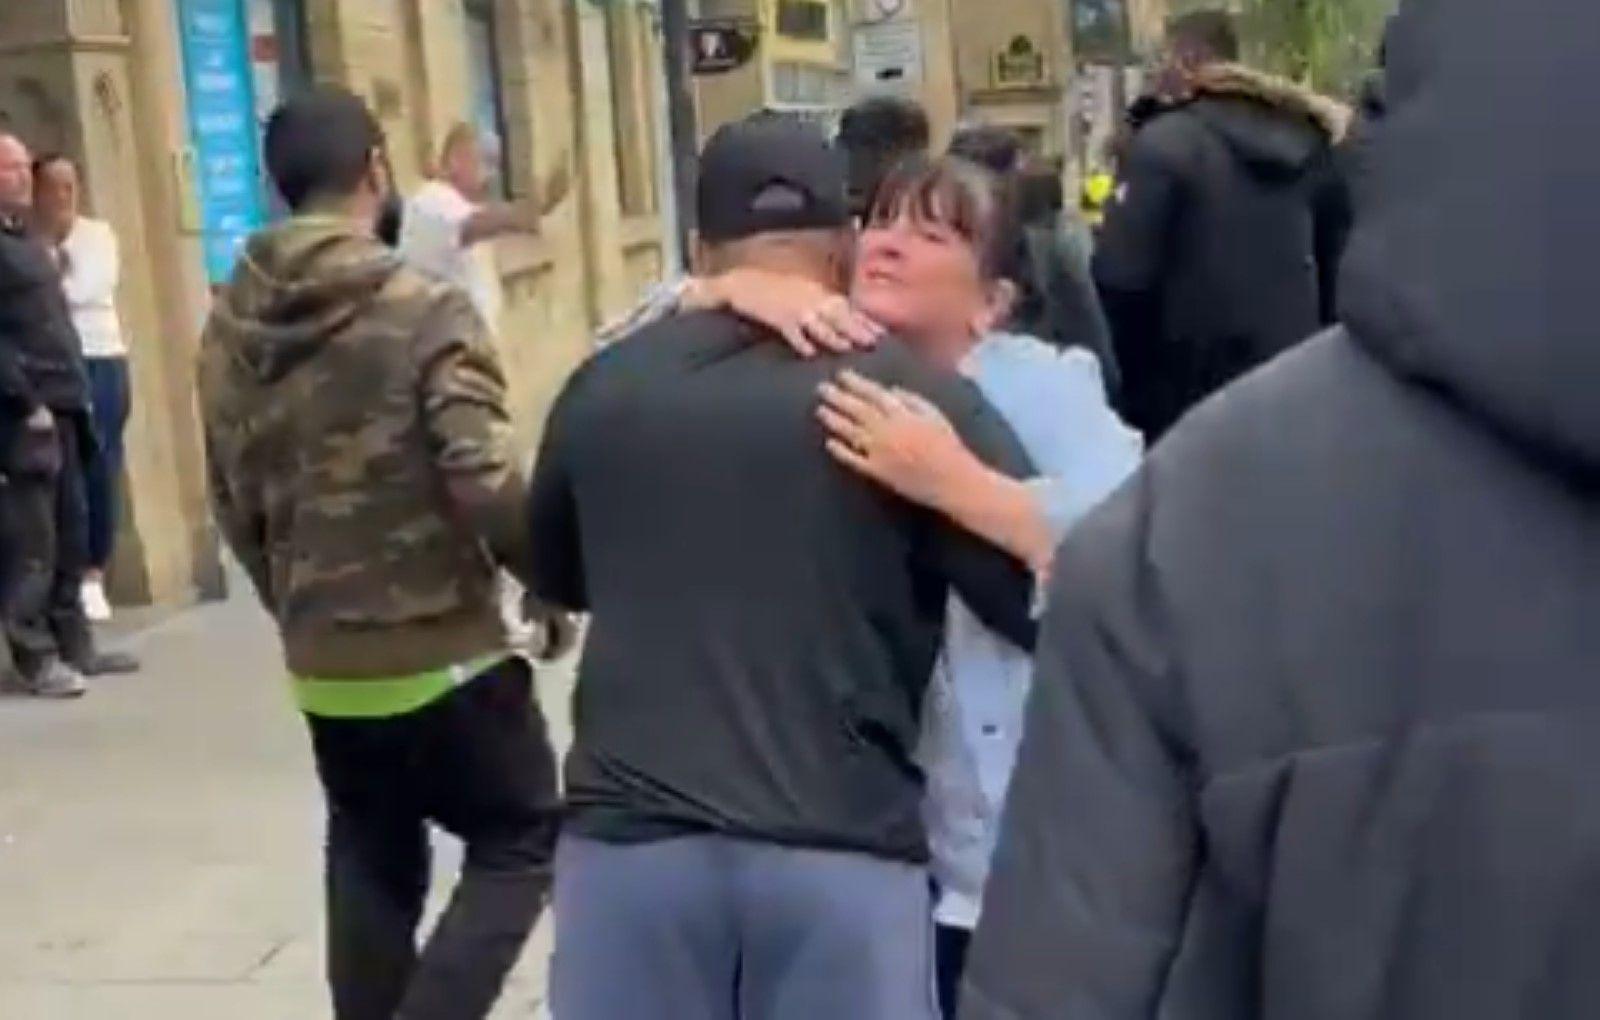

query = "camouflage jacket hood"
[199,216,530,680]
[208,217,401,384]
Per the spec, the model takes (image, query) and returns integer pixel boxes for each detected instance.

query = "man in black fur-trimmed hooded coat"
[1096,10,1350,442]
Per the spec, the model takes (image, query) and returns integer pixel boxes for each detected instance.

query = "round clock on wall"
[863,0,909,24]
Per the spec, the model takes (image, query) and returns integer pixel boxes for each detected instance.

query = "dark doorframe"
[271,0,314,94]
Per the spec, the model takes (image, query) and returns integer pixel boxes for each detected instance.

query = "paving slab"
[0,591,570,1019]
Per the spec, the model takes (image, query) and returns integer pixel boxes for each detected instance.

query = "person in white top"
[33,153,128,625]
[398,124,573,654]
[398,123,567,328]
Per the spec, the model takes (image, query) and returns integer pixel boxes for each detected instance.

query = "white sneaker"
[81,579,112,623]
[27,659,87,700]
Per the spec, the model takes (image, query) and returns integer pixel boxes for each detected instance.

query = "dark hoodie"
[1096,64,1350,441]
[198,217,531,680]
[965,1,1600,1017]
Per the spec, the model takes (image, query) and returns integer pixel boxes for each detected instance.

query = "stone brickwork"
[0,0,668,607]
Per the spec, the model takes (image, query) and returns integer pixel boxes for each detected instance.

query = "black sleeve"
[962,470,1200,1018]
[527,380,588,612]
[0,338,37,415]
[0,259,41,414]
[1094,129,1186,436]
[1311,143,1356,326]
[914,369,1040,651]
[1094,128,1185,294]
[1042,226,1120,399]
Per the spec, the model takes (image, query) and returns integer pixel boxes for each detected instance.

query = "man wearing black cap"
[528,114,1037,1019]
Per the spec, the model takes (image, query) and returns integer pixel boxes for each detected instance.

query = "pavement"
[0,589,573,1019]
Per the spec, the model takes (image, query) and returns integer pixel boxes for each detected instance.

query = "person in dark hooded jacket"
[964,0,1600,1017]
[1095,10,1349,441]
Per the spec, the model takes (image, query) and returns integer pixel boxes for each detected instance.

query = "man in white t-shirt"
[399,124,574,657]
[398,124,567,328]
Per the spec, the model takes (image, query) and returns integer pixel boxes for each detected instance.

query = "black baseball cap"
[696,114,850,243]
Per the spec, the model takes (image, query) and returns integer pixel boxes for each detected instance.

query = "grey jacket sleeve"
[962,468,1200,1018]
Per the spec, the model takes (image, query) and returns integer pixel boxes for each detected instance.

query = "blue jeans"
[84,357,130,571]
[551,834,939,1020]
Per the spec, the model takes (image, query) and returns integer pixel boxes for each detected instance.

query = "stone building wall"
[0,0,669,607]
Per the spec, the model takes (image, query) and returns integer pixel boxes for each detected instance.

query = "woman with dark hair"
[946,125,1120,396]
[32,153,130,630]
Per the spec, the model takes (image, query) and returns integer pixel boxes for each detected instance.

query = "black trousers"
[84,357,131,571]
[307,659,562,1020]
[935,923,972,1020]
[0,416,92,678]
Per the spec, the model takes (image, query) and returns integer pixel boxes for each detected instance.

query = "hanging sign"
[177,0,266,282]
[690,19,759,75]
[993,35,1045,88]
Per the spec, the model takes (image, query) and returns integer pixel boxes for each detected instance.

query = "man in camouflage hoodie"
[197,87,559,1020]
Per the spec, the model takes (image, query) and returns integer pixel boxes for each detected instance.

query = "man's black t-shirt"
[529,309,1036,863]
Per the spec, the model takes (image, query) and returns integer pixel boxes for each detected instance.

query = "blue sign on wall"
[177,0,265,282]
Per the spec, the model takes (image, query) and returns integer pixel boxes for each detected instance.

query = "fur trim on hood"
[1193,63,1353,143]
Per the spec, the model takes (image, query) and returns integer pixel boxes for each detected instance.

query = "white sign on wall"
[853,19,924,89]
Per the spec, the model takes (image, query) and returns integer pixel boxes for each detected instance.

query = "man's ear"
[366,148,390,200]
[974,277,1017,336]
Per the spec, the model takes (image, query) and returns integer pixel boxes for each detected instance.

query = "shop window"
[775,0,829,41]
[606,5,660,217]
[770,61,846,109]
[249,0,314,219]
[464,0,514,197]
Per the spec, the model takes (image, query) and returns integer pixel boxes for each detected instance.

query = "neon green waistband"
[294,653,507,719]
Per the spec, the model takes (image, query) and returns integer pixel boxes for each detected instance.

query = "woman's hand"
[819,370,1059,576]
[816,370,979,509]
[687,268,883,357]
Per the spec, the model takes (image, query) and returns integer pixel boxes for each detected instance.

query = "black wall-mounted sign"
[690,19,760,75]
[994,34,1045,87]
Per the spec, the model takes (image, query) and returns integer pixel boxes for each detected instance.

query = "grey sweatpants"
[550,834,938,1020]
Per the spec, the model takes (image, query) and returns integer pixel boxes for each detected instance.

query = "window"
[270,0,313,96]
[775,0,829,41]
[464,0,514,197]
[606,5,660,217]
[247,0,312,117]
[248,0,314,220]
[770,61,846,109]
